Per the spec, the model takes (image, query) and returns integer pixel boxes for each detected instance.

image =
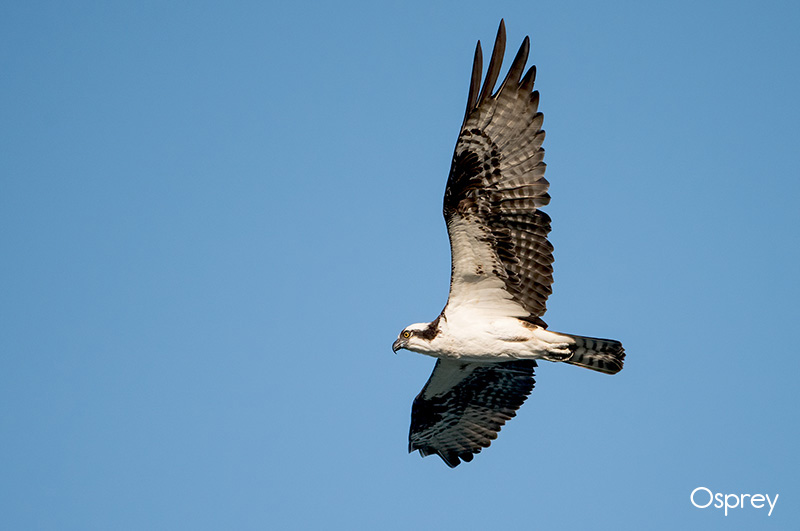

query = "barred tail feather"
[563,334,625,375]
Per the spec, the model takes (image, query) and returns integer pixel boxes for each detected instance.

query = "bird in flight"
[392,20,626,468]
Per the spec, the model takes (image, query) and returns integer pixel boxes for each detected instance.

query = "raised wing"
[409,359,537,467]
[444,20,553,324]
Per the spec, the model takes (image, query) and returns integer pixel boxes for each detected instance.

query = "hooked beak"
[392,337,406,354]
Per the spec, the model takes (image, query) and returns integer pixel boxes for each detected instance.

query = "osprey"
[393,21,626,467]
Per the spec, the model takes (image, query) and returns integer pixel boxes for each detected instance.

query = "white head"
[392,319,440,354]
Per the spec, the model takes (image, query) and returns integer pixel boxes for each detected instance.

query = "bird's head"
[392,322,437,354]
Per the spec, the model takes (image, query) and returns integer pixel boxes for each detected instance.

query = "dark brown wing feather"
[409,359,537,467]
[444,20,553,323]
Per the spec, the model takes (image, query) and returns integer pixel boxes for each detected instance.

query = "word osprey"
[393,21,626,467]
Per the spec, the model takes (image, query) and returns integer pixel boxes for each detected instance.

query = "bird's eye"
[403,331,410,338]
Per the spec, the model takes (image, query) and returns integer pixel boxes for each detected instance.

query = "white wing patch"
[445,214,530,321]
[419,361,479,399]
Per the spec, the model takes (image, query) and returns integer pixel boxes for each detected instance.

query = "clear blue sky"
[2,1,799,529]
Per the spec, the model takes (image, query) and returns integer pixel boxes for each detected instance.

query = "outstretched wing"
[409,359,537,467]
[444,20,553,325]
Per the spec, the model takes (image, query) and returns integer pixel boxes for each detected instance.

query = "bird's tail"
[561,334,625,375]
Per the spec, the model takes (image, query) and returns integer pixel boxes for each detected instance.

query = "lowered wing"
[409,359,537,467]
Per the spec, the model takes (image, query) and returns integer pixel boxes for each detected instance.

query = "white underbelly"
[425,317,566,361]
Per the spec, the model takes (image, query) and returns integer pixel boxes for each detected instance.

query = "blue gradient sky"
[2,1,799,529]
